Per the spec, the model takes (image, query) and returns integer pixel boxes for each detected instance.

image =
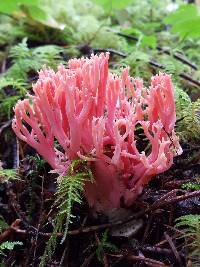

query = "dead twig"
[142,245,172,256]
[160,190,200,206]
[142,214,153,242]
[0,120,12,136]
[145,189,200,213]
[80,252,95,267]
[0,219,21,243]
[8,189,200,246]
[155,224,196,248]
[113,30,198,70]
[126,254,169,267]
[147,189,181,212]
[93,48,126,57]
[109,253,169,267]
[32,176,45,267]
[164,232,183,266]
[59,240,69,267]
[179,73,200,87]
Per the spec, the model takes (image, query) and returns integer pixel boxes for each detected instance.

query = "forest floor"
[1,0,200,266]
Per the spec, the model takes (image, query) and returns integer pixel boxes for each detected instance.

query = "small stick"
[164,232,182,266]
[127,254,169,267]
[59,241,69,267]
[179,73,200,87]
[0,219,21,243]
[112,30,198,70]
[0,120,12,136]
[9,190,200,240]
[109,253,169,267]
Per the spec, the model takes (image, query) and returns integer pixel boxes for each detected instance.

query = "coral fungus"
[12,53,182,211]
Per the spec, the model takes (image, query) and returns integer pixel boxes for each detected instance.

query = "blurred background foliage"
[0,0,200,143]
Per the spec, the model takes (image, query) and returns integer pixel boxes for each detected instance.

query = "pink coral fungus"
[12,53,182,211]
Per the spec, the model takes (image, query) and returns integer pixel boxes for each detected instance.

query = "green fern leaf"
[40,159,93,267]
[176,215,200,266]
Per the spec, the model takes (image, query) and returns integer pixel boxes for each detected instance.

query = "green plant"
[176,98,200,142]
[164,4,200,40]
[27,155,46,175]
[40,159,93,267]
[0,78,27,94]
[0,216,8,233]
[0,38,65,119]
[182,182,200,191]
[116,48,151,81]
[0,241,23,257]
[96,230,118,262]
[0,168,19,183]
[7,38,64,79]
[176,215,200,266]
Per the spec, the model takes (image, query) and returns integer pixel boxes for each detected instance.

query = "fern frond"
[9,38,30,62]
[8,39,64,79]
[32,45,64,68]
[6,38,40,80]
[0,77,27,94]
[176,94,200,142]
[0,95,21,119]
[176,215,200,266]
[0,40,66,120]
[0,77,27,119]
[56,173,85,243]
[40,159,93,267]
[0,216,8,233]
